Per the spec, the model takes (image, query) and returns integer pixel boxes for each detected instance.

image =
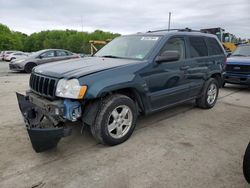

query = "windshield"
[29,50,47,57]
[95,35,161,60]
[231,45,250,57]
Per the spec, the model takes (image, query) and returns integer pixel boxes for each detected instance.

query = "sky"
[0,0,249,38]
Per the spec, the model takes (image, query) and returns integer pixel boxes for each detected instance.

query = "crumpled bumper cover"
[16,92,72,152]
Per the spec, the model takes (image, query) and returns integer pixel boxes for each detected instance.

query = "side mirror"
[155,50,180,63]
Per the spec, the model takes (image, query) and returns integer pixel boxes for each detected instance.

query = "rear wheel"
[24,63,36,73]
[196,78,219,109]
[90,94,137,146]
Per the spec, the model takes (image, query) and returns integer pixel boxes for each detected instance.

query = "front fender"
[84,74,146,98]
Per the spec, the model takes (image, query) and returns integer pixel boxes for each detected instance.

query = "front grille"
[226,64,250,74]
[29,73,58,98]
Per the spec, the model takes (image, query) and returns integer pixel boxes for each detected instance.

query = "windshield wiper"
[100,55,120,58]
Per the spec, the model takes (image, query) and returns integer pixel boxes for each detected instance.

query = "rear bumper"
[223,72,250,85]
[16,92,73,152]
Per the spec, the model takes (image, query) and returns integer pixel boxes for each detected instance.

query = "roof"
[134,29,217,38]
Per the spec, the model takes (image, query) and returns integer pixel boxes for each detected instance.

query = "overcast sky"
[0,0,249,38]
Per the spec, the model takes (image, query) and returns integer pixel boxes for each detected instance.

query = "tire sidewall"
[204,78,219,108]
[98,96,137,145]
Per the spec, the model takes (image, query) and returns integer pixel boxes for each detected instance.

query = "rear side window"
[189,37,208,57]
[57,50,68,56]
[206,38,224,55]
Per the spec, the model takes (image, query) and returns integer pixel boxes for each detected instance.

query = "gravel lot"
[0,60,249,188]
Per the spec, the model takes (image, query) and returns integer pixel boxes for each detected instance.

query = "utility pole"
[168,12,171,31]
[81,16,83,32]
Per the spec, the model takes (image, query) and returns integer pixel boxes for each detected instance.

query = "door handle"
[180,66,190,70]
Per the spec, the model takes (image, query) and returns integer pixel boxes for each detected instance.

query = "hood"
[33,57,141,78]
[227,56,250,65]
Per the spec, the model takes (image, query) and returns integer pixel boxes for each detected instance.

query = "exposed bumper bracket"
[16,93,72,152]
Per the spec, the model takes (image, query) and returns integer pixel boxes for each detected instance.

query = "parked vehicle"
[223,44,250,86]
[2,51,19,61]
[5,52,28,62]
[9,49,79,73]
[0,51,3,60]
[243,142,250,183]
[16,29,226,152]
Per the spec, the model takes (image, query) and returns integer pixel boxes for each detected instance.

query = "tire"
[196,78,219,109]
[90,94,137,146]
[243,143,250,184]
[24,63,36,73]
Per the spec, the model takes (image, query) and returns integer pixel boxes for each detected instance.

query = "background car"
[2,51,20,61]
[5,52,29,62]
[223,44,250,86]
[0,51,3,60]
[9,49,79,73]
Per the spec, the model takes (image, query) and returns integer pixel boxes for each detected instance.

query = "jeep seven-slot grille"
[29,73,57,98]
[226,64,250,74]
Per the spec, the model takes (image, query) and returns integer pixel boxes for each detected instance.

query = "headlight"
[15,59,25,63]
[56,79,87,99]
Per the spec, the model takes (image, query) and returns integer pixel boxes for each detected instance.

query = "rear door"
[185,36,210,98]
[55,50,71,61]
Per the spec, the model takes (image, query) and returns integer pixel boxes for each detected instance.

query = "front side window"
[160,37,186,60]
[95,35,161,60]
[231,45,250,57]
[189,37,208,57]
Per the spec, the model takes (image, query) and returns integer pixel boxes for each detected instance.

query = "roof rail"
[147,28,201,33]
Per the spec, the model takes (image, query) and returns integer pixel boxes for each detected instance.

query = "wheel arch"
[82,87,145,126]
[210,72,223,87]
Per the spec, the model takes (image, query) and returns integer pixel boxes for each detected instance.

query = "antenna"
[168,12,171,31]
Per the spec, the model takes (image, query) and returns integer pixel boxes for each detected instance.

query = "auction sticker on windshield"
[141,37,159,41]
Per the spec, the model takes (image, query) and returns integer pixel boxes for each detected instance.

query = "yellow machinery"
[89,39,112,55]
[200,28,237,52]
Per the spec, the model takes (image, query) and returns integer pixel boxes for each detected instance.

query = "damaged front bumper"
[16,92,81,152]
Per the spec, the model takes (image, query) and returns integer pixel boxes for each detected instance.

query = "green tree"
[0,22,120,53]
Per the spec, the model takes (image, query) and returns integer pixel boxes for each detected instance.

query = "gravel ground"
[0,61,249,188]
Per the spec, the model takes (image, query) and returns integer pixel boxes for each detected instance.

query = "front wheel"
[91,94,137,146]
[24,63,36,73]
[196,78,219,109]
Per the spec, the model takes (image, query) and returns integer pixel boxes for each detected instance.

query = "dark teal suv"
[17,29,226,152]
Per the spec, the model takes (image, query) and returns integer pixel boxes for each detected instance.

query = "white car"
[5,52,28,62]
[2,51,20,61]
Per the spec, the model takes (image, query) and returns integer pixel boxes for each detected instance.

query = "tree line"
[0,23,120,54]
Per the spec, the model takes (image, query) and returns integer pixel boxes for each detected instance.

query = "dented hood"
[33,57,139,78]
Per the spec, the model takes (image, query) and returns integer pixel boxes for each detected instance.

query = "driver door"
[142,37,191,111]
